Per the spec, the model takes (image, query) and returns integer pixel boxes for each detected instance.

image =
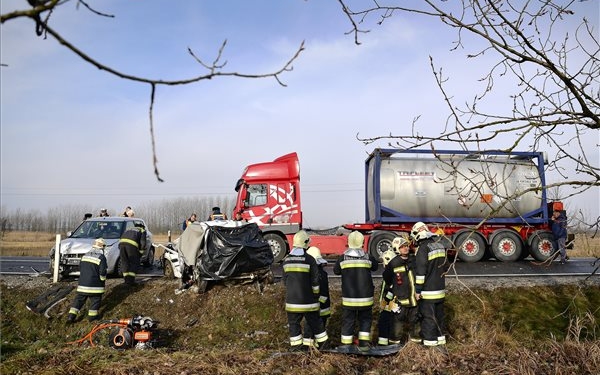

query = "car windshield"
[70,221,124,240]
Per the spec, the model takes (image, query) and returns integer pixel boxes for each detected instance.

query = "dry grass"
[1,277,599,374]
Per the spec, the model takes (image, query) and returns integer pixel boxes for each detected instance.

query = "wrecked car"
[160,220,274,293]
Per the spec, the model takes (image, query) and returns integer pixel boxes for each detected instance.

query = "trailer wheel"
[368,232,396,263]
[264,233,287,263]
[490,231,522,262]
[529,231,556,261]
[455,232,486,263]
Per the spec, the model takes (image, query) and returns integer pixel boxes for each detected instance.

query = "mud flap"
[322,344,402,356]
[25,284,75,316]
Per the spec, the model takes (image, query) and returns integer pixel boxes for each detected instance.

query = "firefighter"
[411,222,448,348]
[376,249,397,346]
[118,222,147,285]
[282,231,330,351]
[383,236,420,344]
[208,206,227,221]
[302,246,331,349]
[67,238,108,323]
[333,231,378,351]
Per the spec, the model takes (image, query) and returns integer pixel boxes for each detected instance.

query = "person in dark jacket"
[118,222,147,285]
[551,210,568,264]
[182,213,197,231]
[383,236,420,344]
[333,231,378,351]
[208,206,227,221]
[67,238,108,323]
[283,231,329,351]
[302,246,331,349]
[412,222,448,348]
[377,249,397,346]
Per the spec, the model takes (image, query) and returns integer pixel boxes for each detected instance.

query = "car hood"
[59,238,120,254]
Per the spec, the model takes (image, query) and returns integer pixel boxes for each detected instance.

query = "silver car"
[49,217,155,279]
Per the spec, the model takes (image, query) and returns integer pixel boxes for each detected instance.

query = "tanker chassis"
[232,149,566,263]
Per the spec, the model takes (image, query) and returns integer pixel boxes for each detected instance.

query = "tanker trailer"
[363,149,559,263]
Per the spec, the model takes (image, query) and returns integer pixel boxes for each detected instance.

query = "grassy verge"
[1,277,599,374]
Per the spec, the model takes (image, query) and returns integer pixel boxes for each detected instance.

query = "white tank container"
[368,154,543,219]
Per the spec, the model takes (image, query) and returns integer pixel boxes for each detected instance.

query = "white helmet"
[347,231,364,249]
[392,236,410,252]
[307,246,327,265]
[293,230,310,249]
[93,238,106,249]
[382,250,396,266]
[410,222,430,242]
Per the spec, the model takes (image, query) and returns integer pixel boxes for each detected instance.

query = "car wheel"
[142,246,155,268]
[163,259,175,279]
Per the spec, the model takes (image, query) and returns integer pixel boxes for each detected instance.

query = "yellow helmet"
[307,246,327,265]
[347,231,364,249]
[292,230,310,249]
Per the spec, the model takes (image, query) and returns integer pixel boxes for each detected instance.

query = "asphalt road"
[2,256,599,279]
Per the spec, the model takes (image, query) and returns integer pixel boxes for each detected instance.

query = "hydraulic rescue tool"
[68,315,159,350]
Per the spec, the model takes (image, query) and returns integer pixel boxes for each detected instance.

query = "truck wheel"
[368,232,396,263]
[529,231,556,261]
[490,231,522,262]
[264,233,287,263]
[455,232,486,263]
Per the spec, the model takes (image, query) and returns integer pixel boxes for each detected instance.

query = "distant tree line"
[0,196,235,235]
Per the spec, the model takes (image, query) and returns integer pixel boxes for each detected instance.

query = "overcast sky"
[1,1,598,228]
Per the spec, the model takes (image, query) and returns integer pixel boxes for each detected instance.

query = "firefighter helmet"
[382,250,396,266]
[347,231,364,249]
[93,238,106,249]
[392,236,409,252]
[292,230,311,249]
[410,222,430,242]
[307,246,327,265]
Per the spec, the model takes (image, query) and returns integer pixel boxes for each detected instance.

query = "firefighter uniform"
[67,239,108,322]
[333,231,378,350]
[303,247,331,348]
[118,224,147,285]
[383,252,420,343]
[413,224,448,347]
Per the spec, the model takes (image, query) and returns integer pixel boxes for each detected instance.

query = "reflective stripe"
[77,285,105,294]
[283,263,310,272]
[312,285,320,294]
[341,335,354,345]
[342,296,373,307]
[320,307,331,316]
[88,310,99,317]
[358,331,370,341]
[119,238,139,248]
[69,307,80,315]
[315,331,328,343]
[340,259,372,269]
[285,302,320,312]
[428,249,445,261]
[423,339,439,346]
[437,336,447,345]
[81,256,101,265]
[421,289,446,299]
[290,334,303,346]
[378,337,389,345]
[122,272,136,277]
[393,265,407,273]
[415,275,425,285]
[319,296,328,304]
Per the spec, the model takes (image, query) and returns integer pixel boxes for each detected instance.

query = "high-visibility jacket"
[283,247,320,313]
[415,236,447,301]
[383,254,417,307]
[119,227,146,254]
[333,248,378,310]
[77,249,107,294]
